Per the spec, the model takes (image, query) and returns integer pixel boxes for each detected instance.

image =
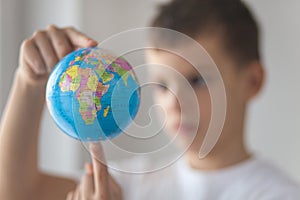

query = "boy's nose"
[165,87,190,113]
[165,85,199,118]
[166,91,181,112]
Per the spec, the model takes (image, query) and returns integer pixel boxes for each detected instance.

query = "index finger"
[90,143,110,199]
[64,27,98,48]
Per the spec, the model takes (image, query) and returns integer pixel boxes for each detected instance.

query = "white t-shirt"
[103,156,300,200]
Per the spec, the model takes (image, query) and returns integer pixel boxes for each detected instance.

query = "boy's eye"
[155,82,168,91]
[190,76,206,87]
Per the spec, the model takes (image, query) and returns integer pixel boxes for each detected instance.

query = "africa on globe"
[46,47,141,141]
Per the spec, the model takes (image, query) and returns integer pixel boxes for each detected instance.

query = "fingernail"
[90,143,105,160]
[87,39,98,46]
[85,163,93,175]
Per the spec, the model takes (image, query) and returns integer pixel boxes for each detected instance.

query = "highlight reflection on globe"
[46,47,140,141]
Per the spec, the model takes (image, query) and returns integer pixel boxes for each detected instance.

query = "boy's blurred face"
[146,35,255,154]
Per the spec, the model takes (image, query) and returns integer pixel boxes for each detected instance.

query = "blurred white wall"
[0,0,299,182]
[0,0,23,116]
[245,0,300,182]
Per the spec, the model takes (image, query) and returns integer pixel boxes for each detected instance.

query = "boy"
[0,0,299,199]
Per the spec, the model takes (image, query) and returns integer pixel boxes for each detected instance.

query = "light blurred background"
[0,0,299,182]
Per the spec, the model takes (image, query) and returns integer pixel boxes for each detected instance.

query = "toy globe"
[46,47,140,141]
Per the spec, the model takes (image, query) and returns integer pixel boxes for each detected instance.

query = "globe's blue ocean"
[46,47,140,141]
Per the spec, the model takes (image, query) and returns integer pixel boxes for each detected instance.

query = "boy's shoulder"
[225,157,300,199]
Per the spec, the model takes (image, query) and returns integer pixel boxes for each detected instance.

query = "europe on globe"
[46,47,140,141]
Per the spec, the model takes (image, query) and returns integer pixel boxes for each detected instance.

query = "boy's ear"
[244,61,265,101]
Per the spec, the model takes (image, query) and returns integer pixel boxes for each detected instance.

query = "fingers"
[67,154,121,200]
[33,30,59,72]
[66,191,74,200]
[109,176,123,200]
[21,39,47,76]
[90,143,110,199]
[66,177,89,200]
[47,25,73,60]
[80,163,95,197]
[64,26,98,48]
[66,187,80,200]
[18,24,98,85]
[73,186,80,200]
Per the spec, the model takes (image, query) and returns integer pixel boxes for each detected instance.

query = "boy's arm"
[0,25,97,200]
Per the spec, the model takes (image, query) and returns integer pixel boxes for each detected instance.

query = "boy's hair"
[150,0,260,66]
